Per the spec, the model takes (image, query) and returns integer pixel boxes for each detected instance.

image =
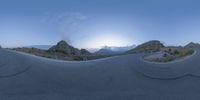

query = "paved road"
[1,48,200,100]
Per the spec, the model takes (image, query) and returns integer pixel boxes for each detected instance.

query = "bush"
[73,56,84,61]
[163,53,168,57]
[174,50,180,55]
[146,48,194,63]
[186,49,194,55]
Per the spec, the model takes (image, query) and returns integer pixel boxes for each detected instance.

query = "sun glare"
[86,33,131,48]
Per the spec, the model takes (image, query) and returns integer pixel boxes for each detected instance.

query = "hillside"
[127,40,164,54]
[48,40,82,55]
[12,40,111,61]
[12,47,73,60]
[11,40,199,62]
[184,42,200,49]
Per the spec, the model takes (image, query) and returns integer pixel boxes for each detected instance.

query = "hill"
[127,40,164,54]
[48,40,82,55]
[12,40,111,61]
[184,42,200,49]
[80,49,92,55]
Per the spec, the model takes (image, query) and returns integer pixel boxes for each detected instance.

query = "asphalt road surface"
[1,48,200,100]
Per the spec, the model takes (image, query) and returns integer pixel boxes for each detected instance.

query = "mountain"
[80,49,92,55]
[94,45,136,55]
[184,42,200,49]
[26,45,52,50]
[12,41,111,61]
[48,40,91,56]
[95,48,118,55]
[127,40,164,54]
[104,45,136,52]
[87,48,101,53]
[48,40,81,55]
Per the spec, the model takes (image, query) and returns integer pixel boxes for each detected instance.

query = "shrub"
[174,50,180,55]
[163,53,168,57]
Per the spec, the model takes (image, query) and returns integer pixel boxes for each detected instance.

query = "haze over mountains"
[94,45,136,55]
[27,44,136,54]
[23,41,200,57]
[8,40,200,62]
[1,40,200,100]
[26,45,52,50]
[13,40,94,61]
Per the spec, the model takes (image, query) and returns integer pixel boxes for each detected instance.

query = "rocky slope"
[184,42,200,49]
[12,40,108,61]
[48,40,81,55]
[127,40,164,54]
[80,49,91,55]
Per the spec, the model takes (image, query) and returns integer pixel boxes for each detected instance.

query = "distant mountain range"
[27,44,136,55]
[9,40,200,61]
[25,45,52,50]
[94,45,136,55]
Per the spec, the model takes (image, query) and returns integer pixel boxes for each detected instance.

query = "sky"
[1,0,200,48]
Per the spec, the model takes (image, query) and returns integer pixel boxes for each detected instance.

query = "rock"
[127,40,164,54]
[80,49,91,55]
[48,40,84,56]
[184,42,200,49]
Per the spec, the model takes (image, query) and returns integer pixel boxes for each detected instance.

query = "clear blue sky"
[0,0,200,48]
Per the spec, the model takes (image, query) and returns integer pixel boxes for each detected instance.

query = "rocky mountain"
[80,49,92,55]
[127,40,164,54]
[12,41,93,61]
[48,40,91,56]
[184,42,200,49]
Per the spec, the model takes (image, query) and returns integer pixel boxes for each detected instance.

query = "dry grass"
[144,48,194,63]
